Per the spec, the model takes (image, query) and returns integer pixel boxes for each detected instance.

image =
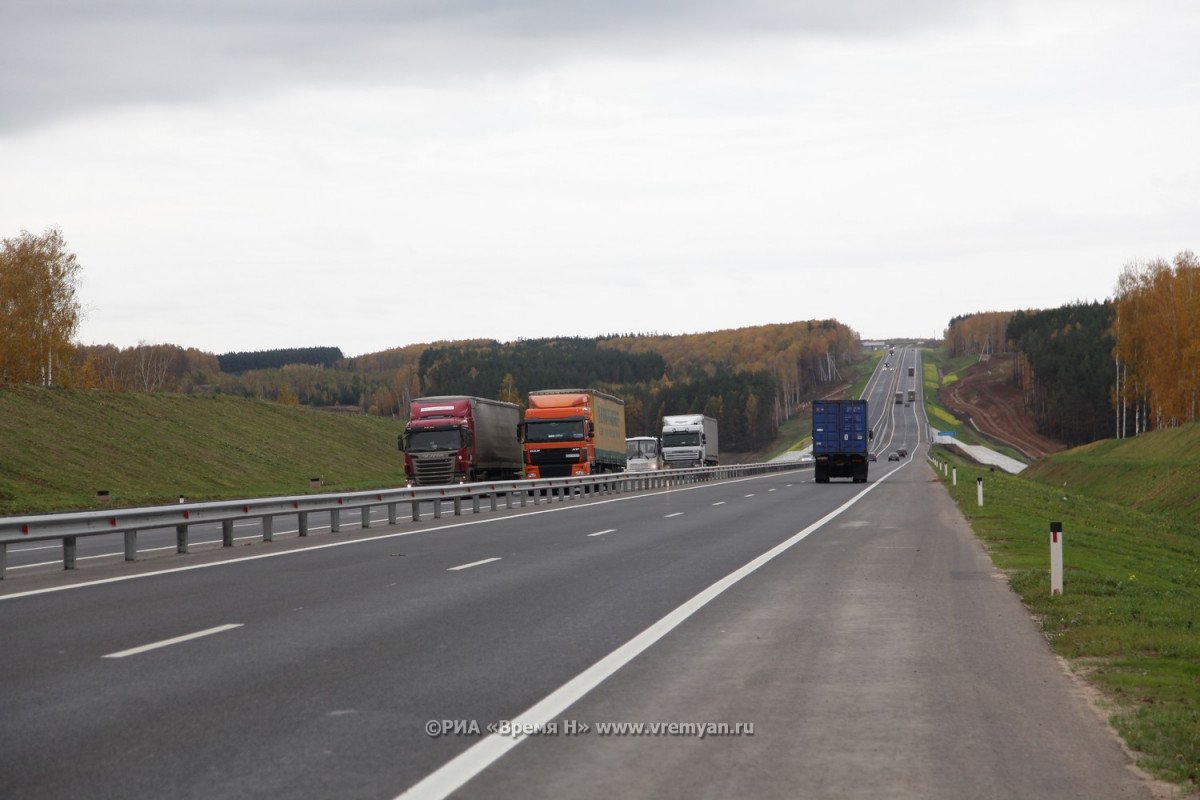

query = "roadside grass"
[849,349,886,400]
[0,387,406,515]
[929,442,1200,788]
[1024,425,1200,524]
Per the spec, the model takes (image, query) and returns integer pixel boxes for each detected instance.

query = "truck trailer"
[400,396,523,486]
[812,400,870,483]
[661,414,719,468]
[522,389,626,478]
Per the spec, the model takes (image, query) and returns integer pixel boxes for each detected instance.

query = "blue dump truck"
[812,399,870,483]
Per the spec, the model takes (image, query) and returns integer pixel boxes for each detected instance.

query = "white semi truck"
[660,414,719,468]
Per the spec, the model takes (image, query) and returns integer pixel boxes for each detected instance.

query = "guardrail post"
[1,542,7,579]
[471,495,480,514]
[222,520,234,547]
[361,507,371,528]
[388,502,398,525]
[331,508,341,532]
[124,530,137,561]
[64,536,77,570]
[263,516,274,542]
[411,500,421,522]
[506,492,513,510]
[454,497,463,516]
[176,523,189,554]
[299,511,309,537]
[434,498,443,519]
[490,493,498,512]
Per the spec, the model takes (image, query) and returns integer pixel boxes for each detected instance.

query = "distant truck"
[661,414,719,468]
[908,366,915,377]
[908,388,916,402]
[812,400,870,483]
[894,391,903,405]
[625,436,662,472]
[400,396,523,486]
[521,389,626,478]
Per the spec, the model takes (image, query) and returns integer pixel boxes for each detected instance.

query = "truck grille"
[412,455,455,486]
[529,448,580,478]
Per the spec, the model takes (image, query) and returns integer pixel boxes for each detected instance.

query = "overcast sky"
[3,0,1197,356]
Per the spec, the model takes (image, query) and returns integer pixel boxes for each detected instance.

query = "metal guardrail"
[0,460,810,578]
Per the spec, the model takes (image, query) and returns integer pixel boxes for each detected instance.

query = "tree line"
[944,311,1016,358]
[217,347,344,374]
[947,250,1197,447]
[1113,251,1200,434]
[2,227,862,450]
[1006,303,1115,445]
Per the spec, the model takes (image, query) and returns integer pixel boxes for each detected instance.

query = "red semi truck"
[399,396,523,486]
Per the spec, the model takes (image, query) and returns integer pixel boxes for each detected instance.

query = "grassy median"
[929,433,1200,788]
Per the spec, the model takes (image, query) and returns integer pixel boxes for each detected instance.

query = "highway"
[0,348,1154,799]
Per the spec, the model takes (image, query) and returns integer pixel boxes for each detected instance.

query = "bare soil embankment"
[939,354,1067,460]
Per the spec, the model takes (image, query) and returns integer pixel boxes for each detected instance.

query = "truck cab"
[660,414,719,468]
[521,389,626,478]
[401,396,522,486]
[402,415,473,485]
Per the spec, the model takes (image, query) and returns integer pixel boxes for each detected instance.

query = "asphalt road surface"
[0,349,1155,799]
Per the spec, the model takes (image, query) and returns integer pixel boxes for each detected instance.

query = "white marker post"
[976,477,984,507]
[1050,521,1063,596]
[952,467,957,486]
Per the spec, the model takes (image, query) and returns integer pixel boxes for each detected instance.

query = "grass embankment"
[920,348,1027,462]
[0,387,406,515]
[930,435,1200,788]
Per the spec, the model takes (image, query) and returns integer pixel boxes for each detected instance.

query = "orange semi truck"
[521,389,626,478]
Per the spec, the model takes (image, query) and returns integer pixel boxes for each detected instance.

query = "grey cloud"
[2,1,995,132]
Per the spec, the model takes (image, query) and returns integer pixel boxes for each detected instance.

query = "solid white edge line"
[394,463,907,800]
[447,557,501,572]
[586,529,617,537]
[0,468,805,602]
[102,623,243,658]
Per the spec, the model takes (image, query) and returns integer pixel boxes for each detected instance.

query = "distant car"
[897,448,908,458]
[888,453,901,461]
[868,453,877,462]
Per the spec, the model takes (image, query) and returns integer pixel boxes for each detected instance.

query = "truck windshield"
[627,440,658,458]
[662,432,700,447]
[525,420,585,442]
[406,429,462,452]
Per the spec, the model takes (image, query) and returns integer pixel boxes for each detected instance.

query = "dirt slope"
[939,354,1067,459]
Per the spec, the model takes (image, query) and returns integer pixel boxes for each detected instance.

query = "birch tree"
[0,229,82,387]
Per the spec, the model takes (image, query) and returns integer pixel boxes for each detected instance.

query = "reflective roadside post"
[976,477,984,507]
[1050,521,1063,595]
